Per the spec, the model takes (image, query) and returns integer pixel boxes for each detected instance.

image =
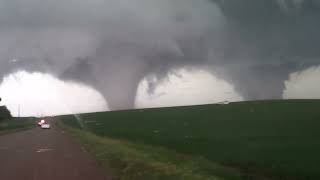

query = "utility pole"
[18,104,20,119]
[11,69,22,119]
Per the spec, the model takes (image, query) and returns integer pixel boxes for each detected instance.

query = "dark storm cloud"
[209,0,320,99]
[0,0,320,109]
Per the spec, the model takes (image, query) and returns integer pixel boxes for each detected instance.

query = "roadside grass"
[59,122,246,180]
[0,117,37,135]
[59,100,320,179]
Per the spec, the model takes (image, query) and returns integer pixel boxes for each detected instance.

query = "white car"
[41,123,51,129]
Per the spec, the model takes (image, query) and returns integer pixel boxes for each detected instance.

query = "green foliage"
[0,106,12,121]
[61,100,320,179]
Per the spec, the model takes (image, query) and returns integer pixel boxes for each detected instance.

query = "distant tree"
[0,97,12,121]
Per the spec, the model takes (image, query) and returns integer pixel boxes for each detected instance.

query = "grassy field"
[60,100,320,179]
[59,122,245,180]
[0,117,37,134]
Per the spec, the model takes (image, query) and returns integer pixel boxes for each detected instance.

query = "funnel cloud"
[135,68,243,108]
[0,0,319,112]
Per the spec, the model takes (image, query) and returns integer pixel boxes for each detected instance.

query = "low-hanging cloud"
[0,0,320,112]
[283,65,320,99]
[0,0,224,110]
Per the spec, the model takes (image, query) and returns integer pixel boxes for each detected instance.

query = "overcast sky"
[0,0,319,116]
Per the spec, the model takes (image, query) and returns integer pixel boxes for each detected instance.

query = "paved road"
[0,122,110,180]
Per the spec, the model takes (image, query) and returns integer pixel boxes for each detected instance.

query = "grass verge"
[59,122,249,180]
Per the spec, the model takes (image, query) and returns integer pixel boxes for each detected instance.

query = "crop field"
[60,100,320,179]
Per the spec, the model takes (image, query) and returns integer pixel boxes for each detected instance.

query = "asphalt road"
[0,122,110,180]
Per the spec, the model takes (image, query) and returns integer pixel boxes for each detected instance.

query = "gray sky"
[0,0,319,112]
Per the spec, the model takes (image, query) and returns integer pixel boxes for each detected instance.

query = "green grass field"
[0,117,37,134]
[60,123,245,180]
[60,100,320,179]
